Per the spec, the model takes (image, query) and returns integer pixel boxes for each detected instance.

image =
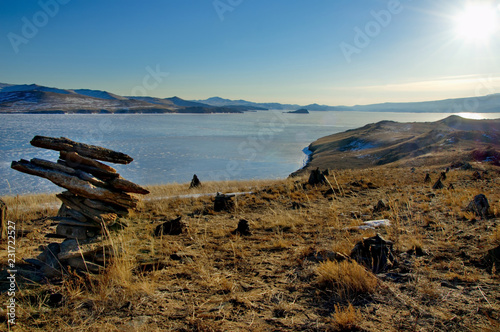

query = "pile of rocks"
[11,136,149,276]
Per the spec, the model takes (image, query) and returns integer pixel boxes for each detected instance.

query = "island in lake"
[285,108,309,114]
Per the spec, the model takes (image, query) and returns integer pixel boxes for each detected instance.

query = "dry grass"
[331,303,361,331]
[316,260,378,297]
[0,164,499,331]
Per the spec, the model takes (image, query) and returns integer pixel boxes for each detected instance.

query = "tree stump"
[189,174,201,189]
[432,178,444,190]
[308,168,327,186]
[154,216,185,236]
[424,173,431,183]
[214,193,235,212]
[232,219,251,236]
[350,233,396,273]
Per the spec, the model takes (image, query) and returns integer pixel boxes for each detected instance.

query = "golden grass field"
[1,164,499,331]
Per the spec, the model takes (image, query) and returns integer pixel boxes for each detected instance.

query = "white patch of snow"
[343,219,391,230]
[341,139,376,151]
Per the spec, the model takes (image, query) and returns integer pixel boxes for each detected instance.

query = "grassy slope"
[296,116,500,173]
[0,165,499,331]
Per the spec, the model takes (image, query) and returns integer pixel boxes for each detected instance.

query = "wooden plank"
[56,224,98,240]
[82,198,129,216]
[58,159,119,181]
[30,135,133,164]
[11,160,137,208]
[31,158,77,175]
[49,216,100,227]
[57,192,119,225]
[31,158,108,188]
[60,151,117,173]
[109,177,150,195]
[58,240,112,261]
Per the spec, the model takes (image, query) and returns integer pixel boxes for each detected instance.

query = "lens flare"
[455,3,498,43]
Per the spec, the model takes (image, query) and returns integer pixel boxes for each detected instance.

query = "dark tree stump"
[432,178,444,190]
[351,233,396,273]
[154,216,185,236]
[214,193,235,212]
[231,219,251,236]
[189,174,201,189]
[308,167,327,186]
[424,173,431,183]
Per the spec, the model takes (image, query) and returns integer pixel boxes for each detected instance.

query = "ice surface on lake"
[1,111,495,196]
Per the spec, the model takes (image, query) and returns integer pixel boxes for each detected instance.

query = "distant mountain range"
[1,82,499,114]
[197,95,500,113]
[0,83,259,114]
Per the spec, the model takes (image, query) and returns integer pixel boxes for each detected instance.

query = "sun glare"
[455,112,485,120]
[455,3,498,43]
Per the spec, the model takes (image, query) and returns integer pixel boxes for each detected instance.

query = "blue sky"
[1,0,499,105]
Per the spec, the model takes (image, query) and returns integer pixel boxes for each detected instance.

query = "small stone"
[484,245,500,273]
[373,200,389,213]
[466,194,490,219]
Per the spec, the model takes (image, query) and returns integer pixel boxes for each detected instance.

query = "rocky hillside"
[297,115,500,174]
[0,84,257,114]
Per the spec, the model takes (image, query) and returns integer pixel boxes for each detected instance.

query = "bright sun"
[455,3,499,43]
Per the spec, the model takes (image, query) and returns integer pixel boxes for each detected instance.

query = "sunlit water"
[1,111,498,196]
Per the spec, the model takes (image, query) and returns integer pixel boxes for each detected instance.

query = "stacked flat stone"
[11,136,149,275]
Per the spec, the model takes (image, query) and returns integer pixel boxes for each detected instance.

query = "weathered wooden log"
[58,239,112,261]
[32,158,109,188]
[65,257,105,273]
[56,223,100,240]
[57,204,88,223]
[82,198,129,217]
[57,192,119,225]
[54,156,148,195]
[50,217,101,227]
[11,160,137,208]
[0,198,7,240]
[30,136,133,164]
[58,159,119,181]
[74,169,109,188]
[109,177,150,195]
[31,158,77,175]
[60,151,117,173]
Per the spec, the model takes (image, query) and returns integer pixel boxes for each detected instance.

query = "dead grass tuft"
[316,260,378,297]
[331,303,361,331]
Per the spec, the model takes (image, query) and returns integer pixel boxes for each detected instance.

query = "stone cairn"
[11,136,149,276]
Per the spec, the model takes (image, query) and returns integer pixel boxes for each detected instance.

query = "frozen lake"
[1,111,498,195]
